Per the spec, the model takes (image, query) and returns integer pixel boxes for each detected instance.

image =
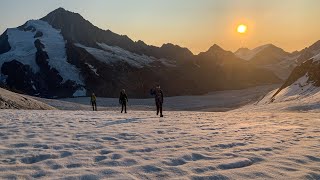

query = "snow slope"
[240,75,320,112]
[239,87,320,112]
[75,43,176,68]
[0,110,318,179]
[0,88,54,110]
[0,20,84,85]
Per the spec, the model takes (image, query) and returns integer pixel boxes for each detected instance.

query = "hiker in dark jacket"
[153,85,164,117]
[119,89,128,113]
[91,93,97,111]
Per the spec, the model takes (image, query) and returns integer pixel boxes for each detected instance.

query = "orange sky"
[1,0,320,54]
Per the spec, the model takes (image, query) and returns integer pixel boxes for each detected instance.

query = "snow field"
[0,110,319,179]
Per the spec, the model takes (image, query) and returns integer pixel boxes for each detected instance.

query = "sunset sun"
[237,24,247,34]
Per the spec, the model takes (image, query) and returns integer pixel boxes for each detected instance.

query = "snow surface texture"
[0,88,54,110]
[0,20,84,89]
[0,110,319,179]
[75,43,176,68]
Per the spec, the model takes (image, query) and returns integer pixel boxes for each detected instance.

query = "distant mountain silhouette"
[235,44,298,80]
[235,44,290,64]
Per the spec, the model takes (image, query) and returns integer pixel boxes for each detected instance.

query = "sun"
[237,24,247,34]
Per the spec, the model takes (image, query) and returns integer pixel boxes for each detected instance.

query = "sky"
[0,0,319,54]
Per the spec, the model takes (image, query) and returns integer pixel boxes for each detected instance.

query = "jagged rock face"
[1,57,79,98]
[0,31,11,54]
[1,60,36,95]
[34,39,79,98]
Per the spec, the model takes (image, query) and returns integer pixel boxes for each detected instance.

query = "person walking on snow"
[91,93,97,111]
[152,85,164,117]
[119,89,128,113]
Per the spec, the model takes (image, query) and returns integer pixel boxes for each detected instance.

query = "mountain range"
[0,8,319,98]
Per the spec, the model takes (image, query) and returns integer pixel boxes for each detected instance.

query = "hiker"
[151,85,164,117]
[91,93,97,111]
[119,89,128,113]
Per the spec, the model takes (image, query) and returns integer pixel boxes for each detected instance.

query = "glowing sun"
[237,24,247,34]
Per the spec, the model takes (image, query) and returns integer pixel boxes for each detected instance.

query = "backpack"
[150,88,155,96]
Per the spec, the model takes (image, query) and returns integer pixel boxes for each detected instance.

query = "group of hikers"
[90,85,164,117]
